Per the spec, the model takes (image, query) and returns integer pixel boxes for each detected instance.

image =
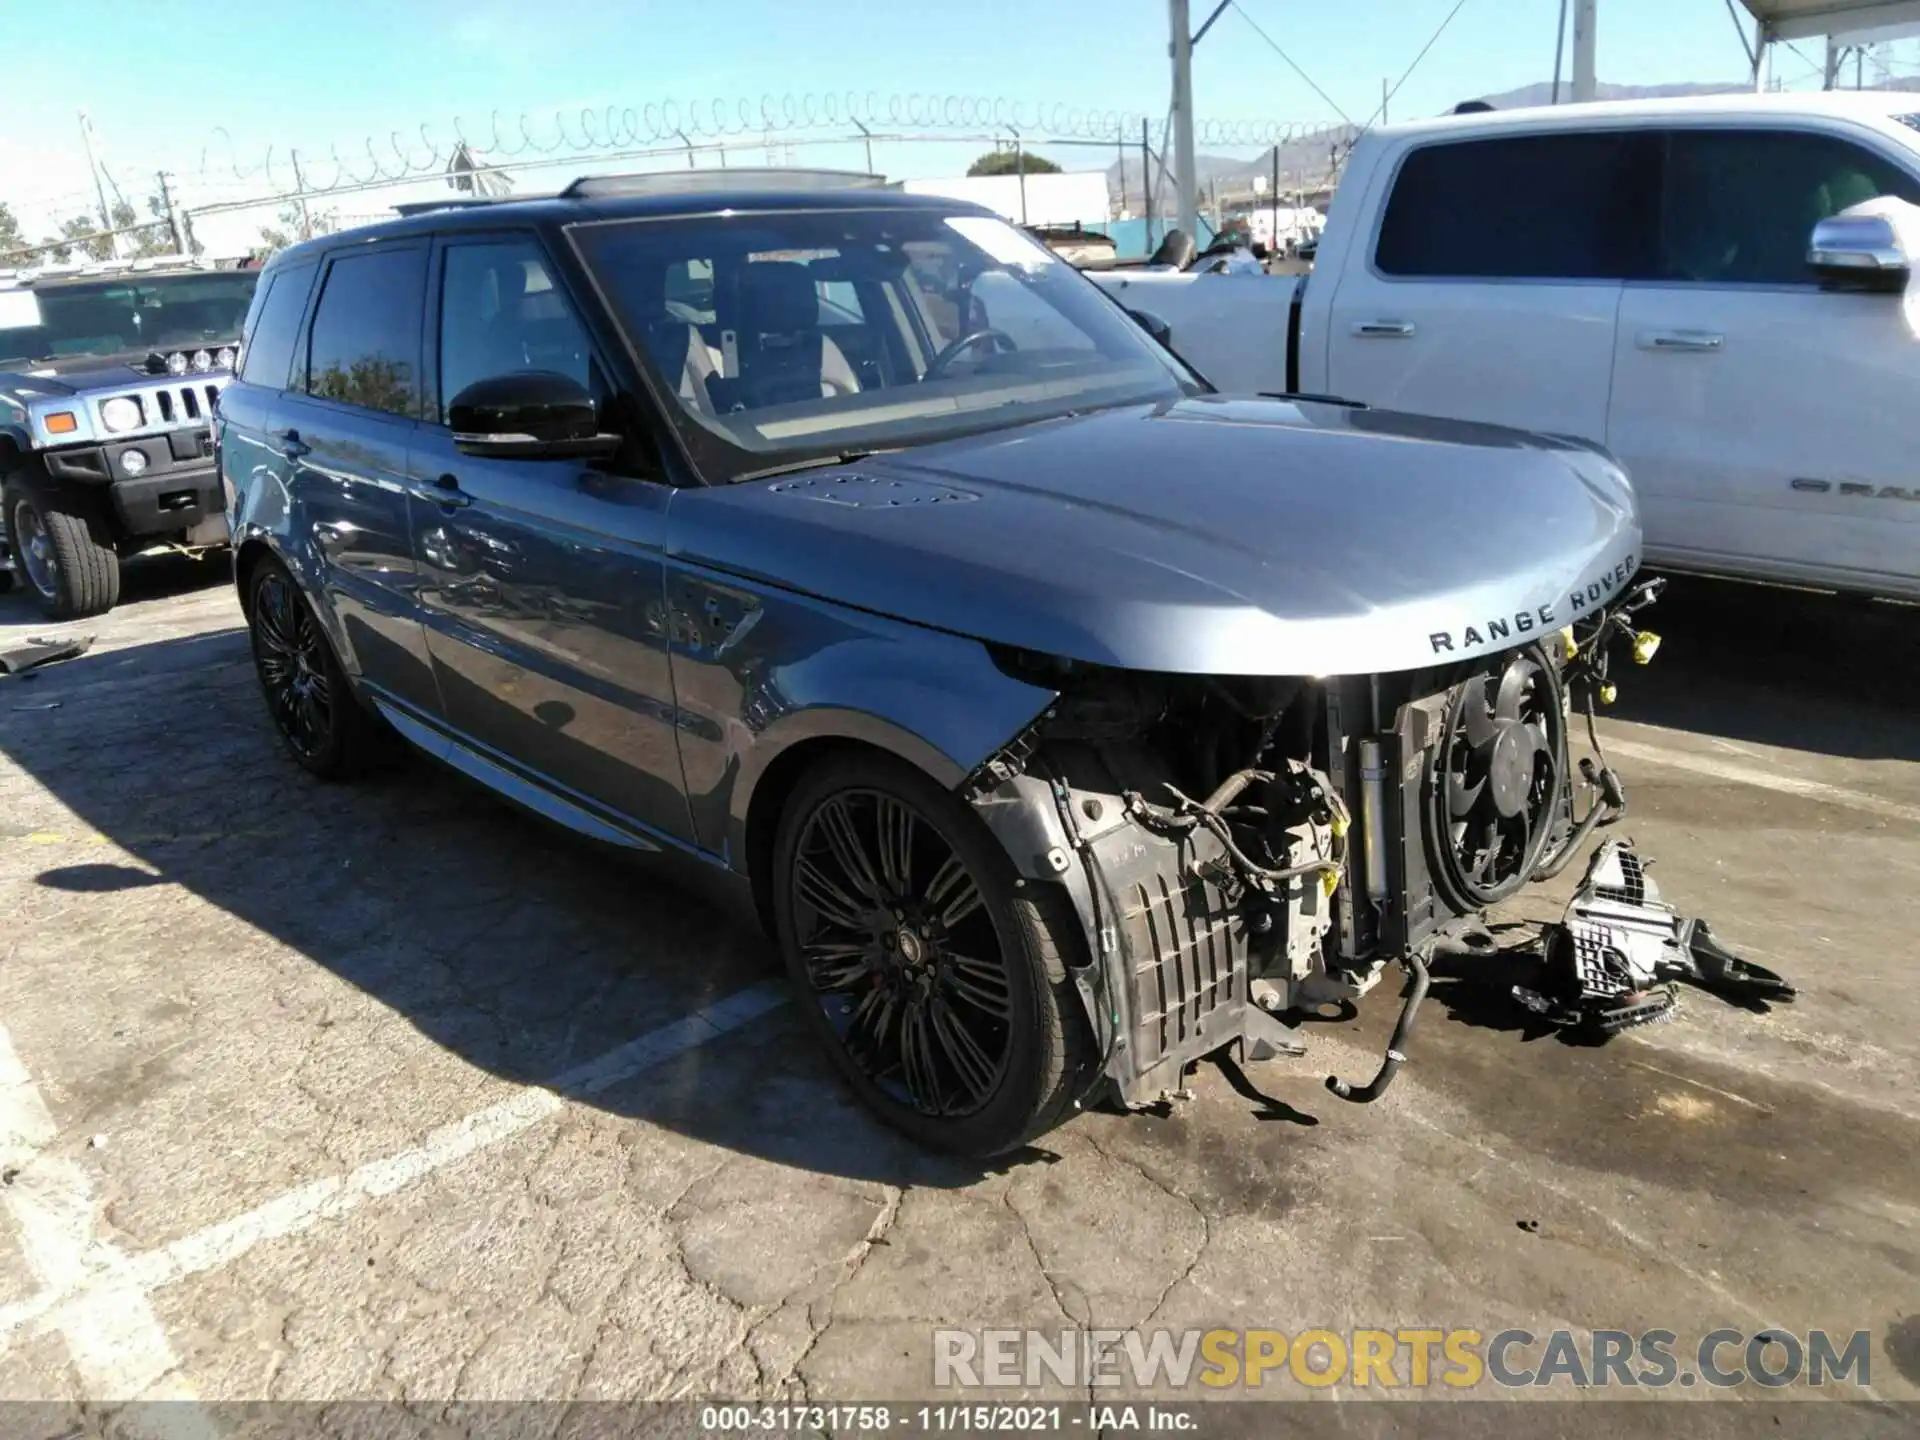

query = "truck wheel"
[2,483,120,620]
[771,751,1097,1157]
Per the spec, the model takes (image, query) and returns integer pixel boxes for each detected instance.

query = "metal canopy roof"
[1741,0,1920,42]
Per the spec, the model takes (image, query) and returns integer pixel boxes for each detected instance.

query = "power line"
[1366,0,1474,129]
[1231,3,1357,127]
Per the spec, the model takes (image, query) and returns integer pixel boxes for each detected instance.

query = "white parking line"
[0,1023,214,1430]
[0,983,789,1377]
[129,983,788,1294]
[1602,737,1920,827]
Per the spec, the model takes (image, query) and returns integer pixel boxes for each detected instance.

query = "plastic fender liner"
[973,770,1255,1108]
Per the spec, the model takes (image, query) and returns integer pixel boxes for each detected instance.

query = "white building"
[901,171,1111,229]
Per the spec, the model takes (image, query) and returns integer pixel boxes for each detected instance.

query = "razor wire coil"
[195,92,1335,198]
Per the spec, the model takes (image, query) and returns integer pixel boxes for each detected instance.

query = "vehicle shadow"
[1610,572,1920,762]
[0,627,1038,1192]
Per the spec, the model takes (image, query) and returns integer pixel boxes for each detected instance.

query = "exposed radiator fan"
[1428,644,1568,911]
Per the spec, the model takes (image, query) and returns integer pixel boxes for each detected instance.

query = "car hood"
[666,395,1643,677]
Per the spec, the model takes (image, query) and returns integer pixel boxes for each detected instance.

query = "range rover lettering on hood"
[1429,552,1638,655]
[673,397,1644,678]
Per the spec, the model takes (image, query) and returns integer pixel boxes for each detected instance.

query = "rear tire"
[245,557,384,779]
[772,750,1096,1157]
[3,482,120,620]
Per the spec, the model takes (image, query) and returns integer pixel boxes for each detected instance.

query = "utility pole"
[1169,0,1198,243]
[156,171,183,254]
[1011,128,1028,226]
[1381,78,1389,126]
[1552,0,1569,102]
[1141,118,1155,251]
[77,112,117,257]
[1571,0,1597,103]
[1270,146,1280,258]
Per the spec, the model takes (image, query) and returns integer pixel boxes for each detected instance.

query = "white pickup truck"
[1090,93,1920,602]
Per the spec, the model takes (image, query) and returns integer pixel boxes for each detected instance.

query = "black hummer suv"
[0,257,259,617]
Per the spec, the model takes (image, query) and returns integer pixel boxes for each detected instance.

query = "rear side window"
[236,261,316,388]
[304,247,427,418]
[1659,129,1920,285]
[1375,132,1656,280]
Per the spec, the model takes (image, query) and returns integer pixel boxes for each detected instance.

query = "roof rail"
[558,168,886,199]
[392,197,512,217]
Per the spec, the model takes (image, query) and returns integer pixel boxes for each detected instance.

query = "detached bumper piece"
[1518,838,1797,1038]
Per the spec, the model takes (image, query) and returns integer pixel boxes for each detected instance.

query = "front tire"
[772,752,1096,1157]
[246,558,382,779]
[3,482,120,620]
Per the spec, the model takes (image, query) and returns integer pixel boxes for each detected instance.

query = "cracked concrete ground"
[0,556,1915,1430]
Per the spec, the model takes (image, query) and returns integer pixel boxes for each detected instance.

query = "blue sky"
[0,0,1903,237]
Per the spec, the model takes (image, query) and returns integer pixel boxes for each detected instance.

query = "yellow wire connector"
[1559,626,1579,661]
[1600,682,1618,705]
[1633,630,1662,665]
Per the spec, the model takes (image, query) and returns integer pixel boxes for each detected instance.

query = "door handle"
[1352,320,1416,338]
[409,473,471,509]
[1638,329,1724,353]
[270,428,310,460]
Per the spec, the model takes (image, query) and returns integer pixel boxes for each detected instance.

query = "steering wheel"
[923,327,1017,380]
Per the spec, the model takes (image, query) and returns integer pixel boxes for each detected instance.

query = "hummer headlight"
[165,351,188,376]
[191,350,214,373]
[215,347,236,370]
[100,397,144,433]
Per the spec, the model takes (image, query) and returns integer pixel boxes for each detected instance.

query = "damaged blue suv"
[218,171,1652,1156]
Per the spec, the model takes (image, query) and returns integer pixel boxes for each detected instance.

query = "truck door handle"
[270,428,310,460]
[1638,329,1724,353]
[1352,320,1416,338]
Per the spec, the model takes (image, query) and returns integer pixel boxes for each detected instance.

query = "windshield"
[568,206,1200,481]
[0,271,258,369]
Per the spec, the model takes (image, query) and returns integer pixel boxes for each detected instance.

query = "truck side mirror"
[1807,213,1911,293]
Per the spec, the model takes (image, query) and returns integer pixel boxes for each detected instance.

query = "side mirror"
[448,371,622,459]
[1808,213,1910,293]
[1127,307,1174,349]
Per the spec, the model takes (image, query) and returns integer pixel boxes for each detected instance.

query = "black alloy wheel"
[246,559,382,778]
[1429,644,1567,911]
[773,753,1094,1156]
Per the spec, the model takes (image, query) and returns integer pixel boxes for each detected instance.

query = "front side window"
[1658,128,1920,285]
[237,261,317,389]
[437,240,592,415]
[569,207,1197,482]
[1375,131,1656,280]
[304,247,426,418]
